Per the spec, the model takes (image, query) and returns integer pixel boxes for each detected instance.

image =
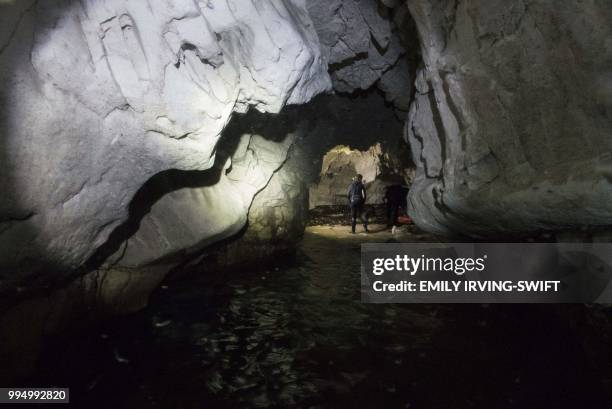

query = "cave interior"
[1,0,612,407]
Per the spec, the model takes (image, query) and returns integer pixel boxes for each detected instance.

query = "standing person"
[384,184,404,228]
[347,174,369,234]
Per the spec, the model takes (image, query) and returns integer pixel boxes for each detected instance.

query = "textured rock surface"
[309,143,413,207]
[0,89,410,381]
[88,1,418,274]
[101,132,296,272]
[213,92,410,267]
[0,0,330,290]
[405,0,612,236]
[307,0,414,113]
[0,0,416,382]
[224,156,310,265]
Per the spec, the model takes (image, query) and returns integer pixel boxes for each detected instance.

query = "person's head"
[356,174,363,182]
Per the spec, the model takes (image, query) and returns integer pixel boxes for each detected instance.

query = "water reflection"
[29,227,612,409]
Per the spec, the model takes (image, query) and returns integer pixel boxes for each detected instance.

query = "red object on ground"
[397,215,412,224]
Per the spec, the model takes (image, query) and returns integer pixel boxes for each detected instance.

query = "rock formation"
[209,92,410,268]
[404,0,612,236]
[0,0,331,296]
[7,0,611,384]
[307,0,415,114]
[0,0,413,379]
[100,132,296,273]
[309,143,413,208]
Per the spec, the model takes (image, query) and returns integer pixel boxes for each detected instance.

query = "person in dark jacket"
[384,184,409,228]
[347,174,368,233]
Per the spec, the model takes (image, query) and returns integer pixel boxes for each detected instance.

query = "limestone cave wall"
[402,0,612,236]
[0,0,414,381]
[3,0,611,383]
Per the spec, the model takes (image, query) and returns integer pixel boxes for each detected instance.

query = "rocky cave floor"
[308,205,392,227]
[23,218,612,409]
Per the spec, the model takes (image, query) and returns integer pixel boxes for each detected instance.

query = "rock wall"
[211,92,411,267]
[0,0,331,298]
[0,0,416,382]
[3,0,611,382]
[307,0,416,114]
[0,0,333,382]
[95,0,417,272]
[404,0,612,236]
[98,131,296,273]
[309,143,413,207]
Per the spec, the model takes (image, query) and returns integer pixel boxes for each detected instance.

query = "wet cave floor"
[27,224,612,409]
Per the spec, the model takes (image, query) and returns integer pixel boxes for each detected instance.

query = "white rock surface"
[106,132,297,270]
[0,0,331,283]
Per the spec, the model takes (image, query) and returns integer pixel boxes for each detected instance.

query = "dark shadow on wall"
[83,104,312,273]
[84,89,411,275]
[0,0,60,310]
[0,1,422,315]
[82,123,247,272]
[0,0,80,384]
[0,0,421,306]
